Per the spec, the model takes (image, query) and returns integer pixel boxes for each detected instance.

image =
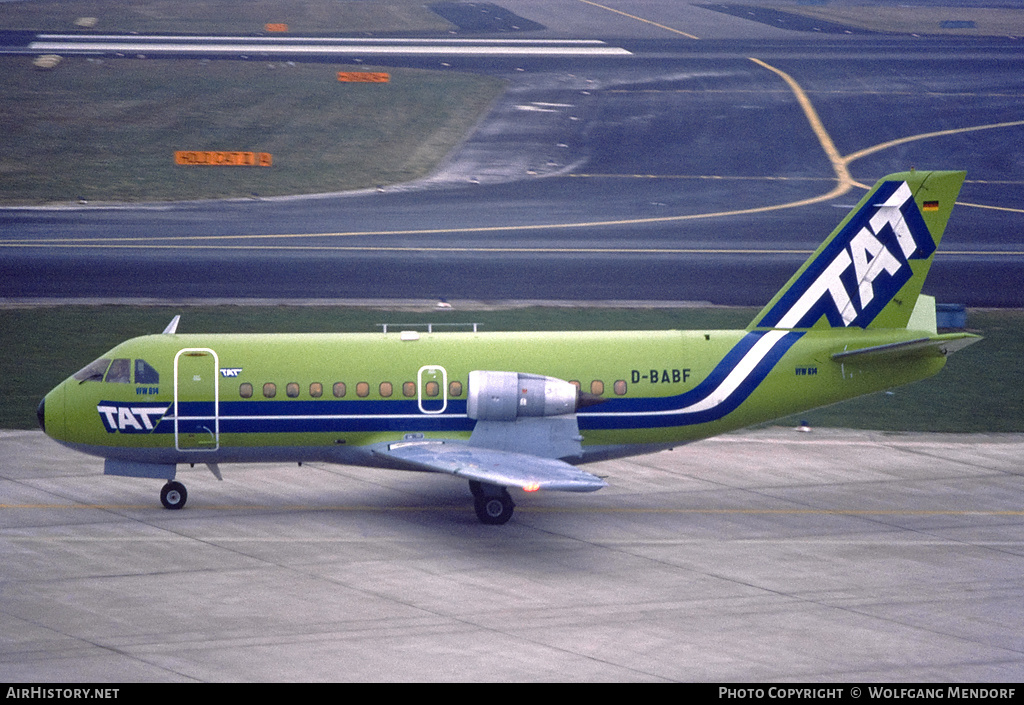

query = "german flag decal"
[923,201,940,211]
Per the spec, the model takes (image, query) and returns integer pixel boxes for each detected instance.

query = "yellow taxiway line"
[577,0,701,40]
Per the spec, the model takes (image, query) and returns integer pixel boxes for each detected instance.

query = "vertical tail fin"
[749,170,965,331]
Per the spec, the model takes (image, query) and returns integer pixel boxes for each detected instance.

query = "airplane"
[37,170,980,524]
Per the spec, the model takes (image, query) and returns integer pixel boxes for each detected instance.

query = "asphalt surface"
[4,427,1023,681]
[1,2,1022,306]
[4,2,1024,684]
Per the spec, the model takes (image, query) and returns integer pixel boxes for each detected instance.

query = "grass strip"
[0,0,454,34]
[0,57,504,204]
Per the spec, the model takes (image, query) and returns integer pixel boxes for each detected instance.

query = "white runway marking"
[29,39,632,57]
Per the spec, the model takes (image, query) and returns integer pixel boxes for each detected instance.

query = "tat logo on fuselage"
[758,181,934,330]
[97,402,169,433]
[220,368,243,377]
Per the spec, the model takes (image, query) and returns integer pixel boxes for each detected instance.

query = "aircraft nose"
[38,385,65,441]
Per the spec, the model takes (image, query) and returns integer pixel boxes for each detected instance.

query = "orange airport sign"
[265,23,288,32]
[174,152,273,167]
[338,72,390,83]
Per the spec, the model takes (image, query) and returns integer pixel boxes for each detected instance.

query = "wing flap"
[375,441,607,493]
[832,333,981,361]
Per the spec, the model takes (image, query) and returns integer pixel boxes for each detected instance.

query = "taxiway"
[3,427,1023,681]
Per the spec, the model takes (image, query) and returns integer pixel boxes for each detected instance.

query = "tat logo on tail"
[757,181,935,330]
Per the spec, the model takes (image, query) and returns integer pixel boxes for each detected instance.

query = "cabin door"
[174,348,220,451]
[417,365,448,414]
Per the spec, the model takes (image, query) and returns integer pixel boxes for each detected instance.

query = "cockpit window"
[104,358,131,384]
[134,359,159,384]
[73,358,110,382]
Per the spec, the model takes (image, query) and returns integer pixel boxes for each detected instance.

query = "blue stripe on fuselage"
[579,330,803,429]
[139,331,801,437]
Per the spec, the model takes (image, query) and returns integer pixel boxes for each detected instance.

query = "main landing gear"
[160,481,188,510]
[469,480,515,525]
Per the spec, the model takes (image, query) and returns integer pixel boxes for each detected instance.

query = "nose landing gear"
[160,481,188,510]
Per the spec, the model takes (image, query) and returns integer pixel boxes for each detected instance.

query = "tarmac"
[3,426,1023,682]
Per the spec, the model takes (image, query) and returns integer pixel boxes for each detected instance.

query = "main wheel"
[474,491,514,525]
[160,481,188,510]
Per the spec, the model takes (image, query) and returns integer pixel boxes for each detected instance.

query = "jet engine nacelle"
[467,371,579,421]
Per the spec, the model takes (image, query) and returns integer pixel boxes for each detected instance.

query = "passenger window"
[380,382,393,397]
[590,380,604,395]
[286,383,300,398]
[403,382,416,397]
[105,358,131,384]
[73,358,110,382]
[614,380,627,396]
[263,383,277,398]
[134,359,159,384]
[310,382,323,398]
[333,382,346,398]
[356,382,369,398]
[424,381,439,397]
[239,383,253,398]
[449,381,463,397]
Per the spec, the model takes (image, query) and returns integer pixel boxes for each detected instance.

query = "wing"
[373,441,607,493]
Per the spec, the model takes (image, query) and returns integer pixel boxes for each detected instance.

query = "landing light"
[523,482,540,492]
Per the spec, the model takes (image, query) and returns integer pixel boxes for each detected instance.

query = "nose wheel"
[470,481,515,525]
[160,481,188,510]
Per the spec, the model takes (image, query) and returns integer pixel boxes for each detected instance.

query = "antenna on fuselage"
[162,315,181,335]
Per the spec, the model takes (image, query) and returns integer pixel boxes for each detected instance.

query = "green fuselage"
[41,325,946,467]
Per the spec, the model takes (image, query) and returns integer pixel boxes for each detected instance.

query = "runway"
[3,427,1023,681]
[1,3,1023,305]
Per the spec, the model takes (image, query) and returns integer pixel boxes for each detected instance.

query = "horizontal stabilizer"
[375,441,607,492]
[832,333,981,362]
